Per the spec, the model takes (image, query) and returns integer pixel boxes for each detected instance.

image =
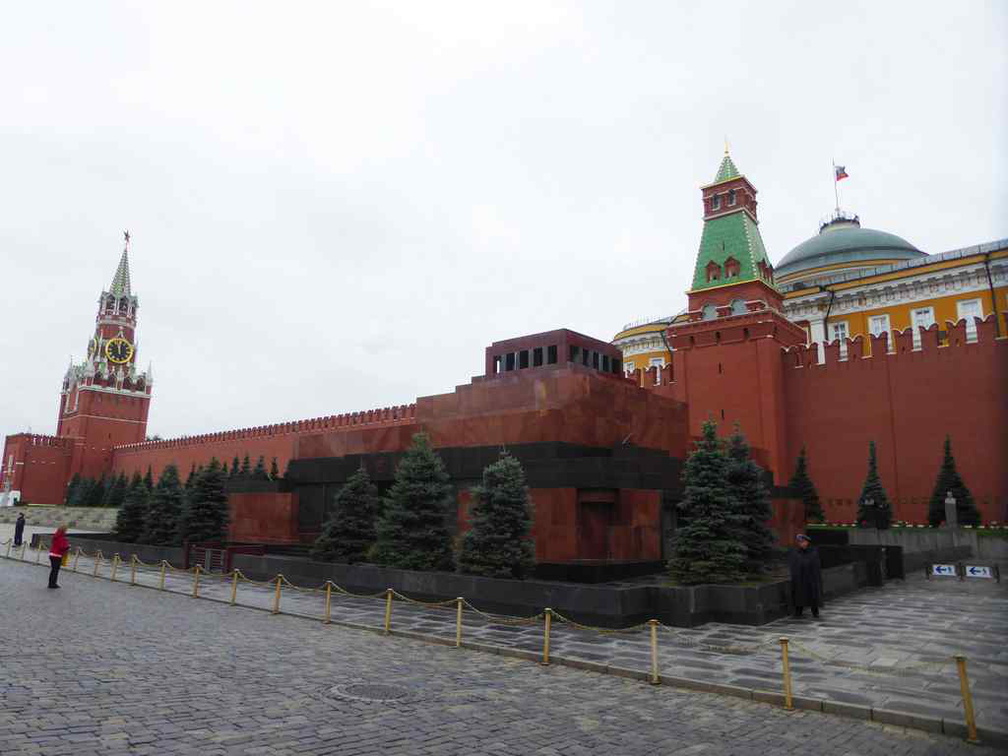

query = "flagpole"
[832,158,839,214]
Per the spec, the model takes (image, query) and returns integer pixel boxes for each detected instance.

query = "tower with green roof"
[669,150,806,488]
[687,150,779,313]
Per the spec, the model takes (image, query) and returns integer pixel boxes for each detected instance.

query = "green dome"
[775,215,924,284]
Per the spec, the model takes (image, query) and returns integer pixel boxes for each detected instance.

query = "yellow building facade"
[614,208,1008,364]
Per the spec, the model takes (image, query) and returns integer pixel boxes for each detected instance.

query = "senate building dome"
[774,212,925,290]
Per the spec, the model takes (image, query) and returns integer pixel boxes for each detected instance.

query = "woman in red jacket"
[48,525,70,589]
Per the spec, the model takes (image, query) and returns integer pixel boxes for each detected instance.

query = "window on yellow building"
[911,307,935,350]
[831,321,849,359]
[956,299,982,342]
[868,314,890,350]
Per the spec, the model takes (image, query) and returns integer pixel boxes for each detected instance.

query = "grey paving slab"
[3,543,1006,751]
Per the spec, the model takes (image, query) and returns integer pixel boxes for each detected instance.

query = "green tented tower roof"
[689,152,774,293]
[713,153,740,183]
[109,249,132,296]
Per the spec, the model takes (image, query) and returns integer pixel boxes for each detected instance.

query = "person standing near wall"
[48,525,70,589]
[13,512,26,546]
[789,534,822,618]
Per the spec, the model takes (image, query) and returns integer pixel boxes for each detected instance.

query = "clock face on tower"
[105,337,134,364]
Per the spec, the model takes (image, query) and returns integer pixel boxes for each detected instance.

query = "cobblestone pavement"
[1,556,997,755]
[11,541,1005,737]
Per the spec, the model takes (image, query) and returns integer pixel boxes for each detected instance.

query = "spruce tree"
[725,426,776,574]
[857,441,891,528]
[178,458,229,543]
[240,454,251,477]
[69,477,94,508]
[230,456,240,477]
[458,453,535,579]
[311,466,380,563]
[86,475,107,507]
[788,446,824,523]
[928,436,980,526]
[114,473,150,542]
[252,455,269,480]
[143,465,184,545]
[65,473,82,506]
[143,466,154,491]
[185,464,197,491]
[668,419,746,585]
[269,458,280,480]
[371,433,454,571]
[102,472,128,509]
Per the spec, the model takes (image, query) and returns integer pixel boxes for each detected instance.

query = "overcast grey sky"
[1,1,1005,441]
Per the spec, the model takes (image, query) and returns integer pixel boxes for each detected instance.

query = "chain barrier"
[0,542,987,742]
[389,588,457,609]
[460,598,544,626]
[324,580,392,600]
[550,609,652,636]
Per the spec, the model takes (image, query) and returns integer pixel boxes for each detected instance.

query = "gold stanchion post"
[230,570,239,606]
[36,544,43,564]
[192,564,202,598]
[159,561,167,591]
[21,543,27,561]
[72,547,81,572]
[455,597,464,648]
[383,588,393,634]
[130,555,137,586]
[93,552,102,577]
[541,608,553,666]
[5,540,10,558]
[648,620,660,685]
[111,554,120,582]
[779,637,794,711]
[955,655,980,743]
[323,582,332,624]
[272,575,282,614]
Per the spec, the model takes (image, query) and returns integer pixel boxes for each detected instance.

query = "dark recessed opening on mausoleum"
[519,350,530,369]
[533,347,543,367]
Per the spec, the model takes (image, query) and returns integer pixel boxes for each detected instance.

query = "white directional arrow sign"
[965,565,993,579]
[931,564,957,577]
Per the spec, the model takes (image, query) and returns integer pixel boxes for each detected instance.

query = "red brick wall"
[782,318,1008,523]
[1,434,73,505]
[59,388,150,480]
[770,497,805,546]
[111,405,416,481]
[664,309,806,485]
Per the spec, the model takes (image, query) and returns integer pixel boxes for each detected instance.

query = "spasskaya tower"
[56,231,153,478]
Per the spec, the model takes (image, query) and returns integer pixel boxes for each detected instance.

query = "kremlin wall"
[3,151,1006,563]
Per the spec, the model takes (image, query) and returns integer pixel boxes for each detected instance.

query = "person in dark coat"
[13,512,26,546]
[789,534,822,618]
[48,526,71,589]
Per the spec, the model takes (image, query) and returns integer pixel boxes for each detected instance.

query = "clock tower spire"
[57,232,153,478]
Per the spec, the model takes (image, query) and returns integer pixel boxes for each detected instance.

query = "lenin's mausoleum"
[4,152,1007,566]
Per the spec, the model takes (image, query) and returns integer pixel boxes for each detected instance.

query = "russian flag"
[835,165,849,181]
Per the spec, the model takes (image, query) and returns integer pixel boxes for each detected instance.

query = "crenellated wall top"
[112,403,417,452]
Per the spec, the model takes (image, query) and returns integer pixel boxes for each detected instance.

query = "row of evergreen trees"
[784,437,979,529]
[64,454,281,509]
[113,460,230,545]
[311,434,534,579]
[65,471,144,508]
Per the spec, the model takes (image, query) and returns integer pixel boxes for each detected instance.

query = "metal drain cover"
[325,682,411,703]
